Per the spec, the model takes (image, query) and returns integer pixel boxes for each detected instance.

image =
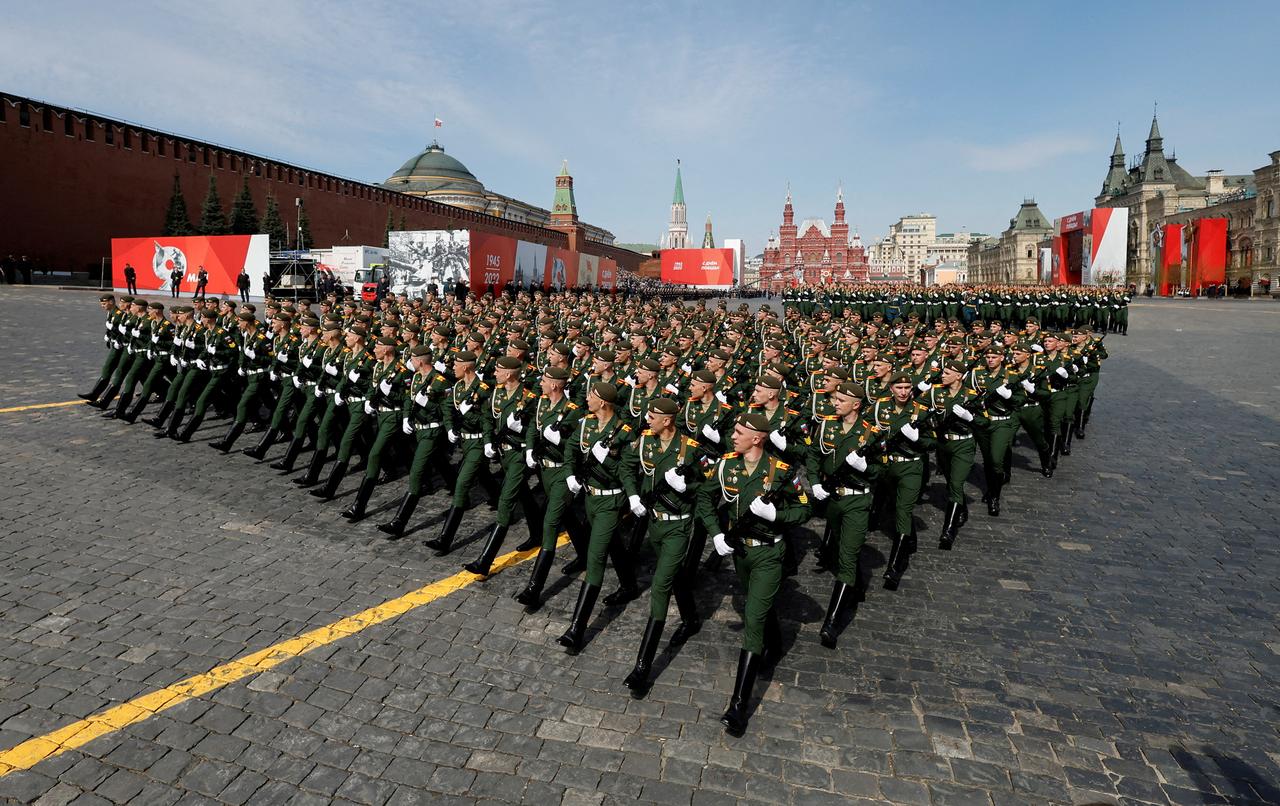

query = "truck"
[309,245,389,296]
[355,264,388,302]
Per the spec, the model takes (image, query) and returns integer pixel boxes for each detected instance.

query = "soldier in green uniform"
[1040,332,1077,468]
[1070,330,1107,439]
[81,294,126,404]
[99,299,153,416]
[244,313,309,459]
[425,350,491,554]
[208,312,273,452]
[160,308,237,442]
[1008,342,1054,478]
[967,345,1020,515]
[271,324,343,473]
[870,373,933,589]
[377,344,451,537]
[806,384,879,647]
[338,336,412,521]
[514,366,584,610]
[698,412,810,735]
[619,398,705,695]
[926,361,981,546]
[108,302,172,421]
[143,305,199,430]
[461,356,542,575]
[557,383,639,653]
[294,325,370,487]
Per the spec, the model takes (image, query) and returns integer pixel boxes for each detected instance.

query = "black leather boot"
[144,400,173,429]
[1073,410,1086,440]
[668,582,701,646]
[104,391,132,420]
[1039,449,1054,478]
[88,382,120,409]
[377,492,420,538]
[819,582,852,648]
[1061,426,1073,456]
[160,411,184,440]
[623,617,665,696]
[463,524,508,576]
[761,610,783,669]
[514,546,554,611]
[79,377,109,402]
[311,460,348,500]
[883,533,911,590]
[987,494,1000,517]
[341,475,377,520]
[814,520,834,572]
[293,449,326,486]
[1050,434,1063,469]
[424,505,463,554]
[602,539,639,607]
[271,437,304,472]
[175,414,203,443]
[556,583,600,654]
[244,428,279,460]
[208,421,245,453]
[956,501,969,527]
[720,650,760,736]
[938,503,959,550]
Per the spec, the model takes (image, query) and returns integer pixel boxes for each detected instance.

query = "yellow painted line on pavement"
[0,534,569,777]
[0,400,83,414]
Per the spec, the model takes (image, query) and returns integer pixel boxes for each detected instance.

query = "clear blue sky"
[4,1,1277,253]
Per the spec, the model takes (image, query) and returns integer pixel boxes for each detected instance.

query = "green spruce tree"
[297,206,313,250]
[162,174,193,236]
[198,174,229,235]
[260,195,289,252]
[229,177,259,234]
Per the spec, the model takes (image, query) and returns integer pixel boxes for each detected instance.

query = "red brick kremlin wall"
[0,92,639,275]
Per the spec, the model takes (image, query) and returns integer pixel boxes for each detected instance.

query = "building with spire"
[966,199,1054,284]
[1094,111,1252,288]
[663,163,688,249]
[702,213,715,248]
[760,186,868,289]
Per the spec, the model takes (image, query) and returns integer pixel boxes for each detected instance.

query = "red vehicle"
[355,264,386,302]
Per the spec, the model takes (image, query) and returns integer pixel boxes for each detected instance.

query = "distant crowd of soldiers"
[81,282,1113,736]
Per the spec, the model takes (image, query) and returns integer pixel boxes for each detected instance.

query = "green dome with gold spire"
[383,141,485,196]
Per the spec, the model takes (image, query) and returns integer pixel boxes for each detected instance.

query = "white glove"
[348,369,360,382]
[663,467,687,492]
[276,352,288,363]
[335,392,344,405]
[712,533,733,556]
[314,386,323,398]
[664,383,680,394]
[104,334,110,344]
[245,348,256,360]
[1031,344,1044,353]
[168,355,178,367]
[206,344,216,354]
[769,430,787,451]
[591,441,610,463]
[715,390,728,404]
[379,380,392,395]
[237,367,246,377]
[916,380,930,393]
[1055,367,1068,378]
[302,356,313,367]
[749,496,777,522]
[525,449,536,469]
[325,364,338,376]
[701,423,720,443]
[951,403,974,422]
[811,483,829,501]
[628,495,646,517]
[447,430,459,443]
[410,391,427,406]
[364,401,374,415]
[624,375,636,387]
[543,424,561,445]
[900,423,919,442]
[996,385,1012,399]
[484,443,497,459]
[1071,363,1079,372]
[458,401,473,415]
[196,359,208,370]
[433,361,447,373]
[845,451,868,472]
[680,362,693,373]
[402,418,413,435]
[506,413,522,432]
[1020,379,1035,393]
[566,475,583,494]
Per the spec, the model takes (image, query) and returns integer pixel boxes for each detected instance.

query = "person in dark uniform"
[123,263,138,295]
[193,266,209,300]
[237,269,251,303]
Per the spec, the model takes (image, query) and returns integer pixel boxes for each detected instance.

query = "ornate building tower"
[666,162,688,249]
[702,213,715,248]
[549,160,582,250]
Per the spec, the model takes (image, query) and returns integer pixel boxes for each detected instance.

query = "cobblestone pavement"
[0,287,1278,806]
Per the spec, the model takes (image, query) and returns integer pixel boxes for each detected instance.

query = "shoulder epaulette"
[685,437,699,447]
[642,428,654,436]
[722,451,739,459]
[785,408,800,416]
[621,424,632,431]
[566,401,578,409]
[774,460,790,470]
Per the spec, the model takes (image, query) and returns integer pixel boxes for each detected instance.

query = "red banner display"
[599,258,617,291]
[111,235,269,297]
[463,232,614,293]
[1158,224,1183,296]
[1187,218,1228,293]
[468,232,518,292]
[659,248,735,287]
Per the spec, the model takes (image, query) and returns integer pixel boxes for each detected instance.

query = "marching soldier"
[208,312,273,453]
[426,350,491,555]
[926,361,981,546]
[337,336,412,521]
[377,344,451,537]
[871,373,933,590]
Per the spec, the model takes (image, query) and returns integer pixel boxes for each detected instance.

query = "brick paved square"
[1,290,1279,804]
